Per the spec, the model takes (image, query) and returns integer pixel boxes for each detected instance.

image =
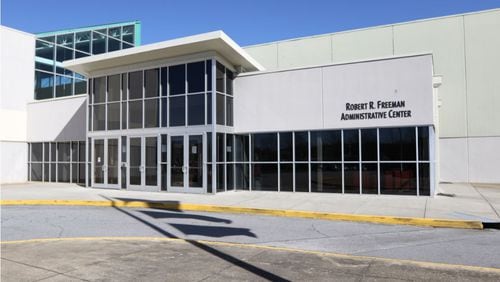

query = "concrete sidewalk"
[1,182,499,223]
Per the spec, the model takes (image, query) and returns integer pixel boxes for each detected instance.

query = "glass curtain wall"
[214,126,432,196]
[35,23,138,100]
[28,141,86,184]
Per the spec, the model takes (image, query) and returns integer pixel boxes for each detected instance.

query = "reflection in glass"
[188,94,204,125]
[108,139,118,184]
[361,129,377,161]
[311,130,341,161]
[107,75,120,101]
[235,135,249,162]
[170,136,184,187]
[93,77,106,103]
[187,61,205,93]
[169,64,185,95]
[145,137,157,186]
[145,69,159,98]
[226,96,233,126]
[216,62,225,92]
[362,163,378,194]
[279,132,293,162]
[169,96,185,126]
[128,100,143,129]
[35,71,54,100]
[216,94,224,125]
[295,164,309,192]
[55,75,72,97]
[311,163,342,193]
[280,164,293,192]
[295,132,308,162]
[129,71,143,99]
[107,103,120,130]
[252,133,277,162]
[235,164,249,190]
[92,31,106,54]
[145,99,159,128]
[380,127,416,161]
[344,163,360,193]
[93,104,105,131]
[189,135,203,188]
[94,140,104,184]
[380,163,416,195]
[343,129,359,161]
[252,164,277,191]
[129,138,141,185]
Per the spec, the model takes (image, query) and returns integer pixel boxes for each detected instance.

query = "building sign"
[340,100,412,121]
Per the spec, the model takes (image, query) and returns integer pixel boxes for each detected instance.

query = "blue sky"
[2,0,499,46]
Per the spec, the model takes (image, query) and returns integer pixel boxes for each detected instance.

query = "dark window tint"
[107,103,120,130]
[216,94,225,125]
[235,135,249,162]
[216,62,225,92]
[311,130,341,161]
[35,71,54,100]
[380,127,416,161]
[107,75,120,102]
[226,69,233,95]
[121,102,127,129]
[169,96,185,126]
[144,99,159,128]
[188,94,204,125]
[122,25,135,44]
[121,74,128,100]
[344,163,360,193]
[216,133,224,162]
[128,71,143,99]
[187,61,205,93]
[128,100,143,129]
[161,98,168,127]
[169,64,185,95]
[145,69,159,98]
[252,133,277,162]
[93,104,105,131]
[217,164,225,192]
[108,38,121,52]
[252,164,277,191]
[56,46,73,62]
[226,134,234,162]
[55,75,73,97]
[419,163,430,196]
[311,163,342,193]
[92,31,106,54]
[31,163,42,181]
[418,127,429,161]
[295,164,309,192]
[380,163,416,195]
[280,164,293,191]
[58,142,70,162]
[36,40,54,60]
[31,143,43,162]
[279,132,293,162]
[343,129,359,161]
[362,163,378,194]
[207,93,212,124]
[93,77,106,103]
[361,129,378,161]
[235,164,249,190]
[206,60,212,91]
[161,67,168,96]
[226,97,233,126]
[294,132,308,161]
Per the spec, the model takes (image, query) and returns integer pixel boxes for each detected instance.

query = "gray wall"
[234,55,434,133]
[243,9,500,183]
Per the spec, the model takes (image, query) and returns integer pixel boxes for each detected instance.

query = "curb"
[0,199,483,230]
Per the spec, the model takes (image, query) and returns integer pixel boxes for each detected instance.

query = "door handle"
[182,166,187,173]
[102,165,106,172]
[140,165,145,172]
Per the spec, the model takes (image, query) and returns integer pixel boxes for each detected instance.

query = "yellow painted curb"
[0,199,483,230]
[2,236,500,274]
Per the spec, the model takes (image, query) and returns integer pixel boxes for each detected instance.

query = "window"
[169,96,185,126]
[343,130,359,161]
[187,61,205,93]
[311,163,342,193]
[294,132,308,162]
[35,71,54,100]
[128,100,143,129]
[169,64,185,95]
[216,62,225,92]
[252,164,277,191]
[145,69,159,98]
[128,71,143,99]
[380,127,416,161]
[144,99,159,128]
[93,77,106,103]
[188,94,204,125]
[107,75,120,102]
[252,133,277,162]
[107,103,120,130]
[361,129,377,161]
[75,31,91,53]
[36,40,54,60]
[92,31,106,54]
[279,132,293,162]
[216,94,225,125]
[122,25,135,44]
[310,130,341,161]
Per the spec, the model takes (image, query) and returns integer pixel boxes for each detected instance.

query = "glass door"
[127,136,159,191]
[169,134,204,193]
[92,138,120,189]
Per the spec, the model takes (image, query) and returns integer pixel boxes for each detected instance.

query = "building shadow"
[99,195,289,281]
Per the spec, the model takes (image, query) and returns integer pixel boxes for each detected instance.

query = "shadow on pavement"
[140,210,232,224]
[100,195,288,281]
[169,223,256,238]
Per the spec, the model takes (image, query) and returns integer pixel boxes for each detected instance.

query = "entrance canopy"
[62,31,264,76]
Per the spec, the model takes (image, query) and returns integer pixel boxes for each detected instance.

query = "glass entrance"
[92,138,120,188]
[127,136,158,191]
[169,134,204,193]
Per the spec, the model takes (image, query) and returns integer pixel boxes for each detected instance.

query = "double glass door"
[128,136,158,191]
[93,138,120,189]
[169,134,204,193]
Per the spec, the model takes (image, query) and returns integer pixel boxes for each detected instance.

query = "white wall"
[234,55,434,133]
[27,95,87,142]
[0,26,35,183]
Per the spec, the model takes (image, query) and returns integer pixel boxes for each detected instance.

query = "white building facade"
[1,9,499,195]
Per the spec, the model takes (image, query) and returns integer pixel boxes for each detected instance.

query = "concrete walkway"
[1,182,499,222]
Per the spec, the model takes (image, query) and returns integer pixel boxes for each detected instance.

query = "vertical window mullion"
[377,128,381,195]
[277,133,280,192]
[308,131,311,193]
[416,127,420,196]
[341,130,344,194]
[358,129,362,195]
[292,132,295,192]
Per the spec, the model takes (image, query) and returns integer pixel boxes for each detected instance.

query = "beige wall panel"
[276,35,332,69]
[468,136,500,183]
[439,138,469,183]
[331,27,393,63]
[243,43,278,71]
[464,11,500,137]
[393,17,467,138]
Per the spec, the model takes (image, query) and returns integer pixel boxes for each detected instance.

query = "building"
[1,9,499,196]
